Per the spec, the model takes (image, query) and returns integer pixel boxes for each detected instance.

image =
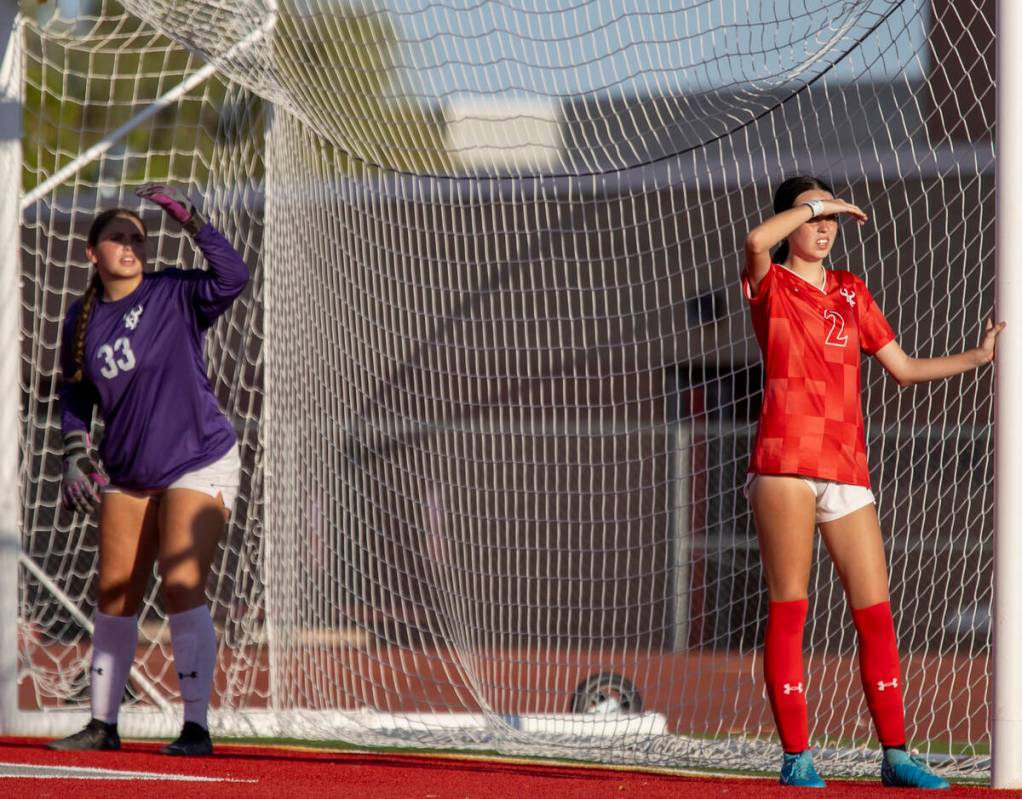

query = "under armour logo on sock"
[782,682,804,695]
[876,678,899,691]
[91,666,104,675]
[178,671,199,680]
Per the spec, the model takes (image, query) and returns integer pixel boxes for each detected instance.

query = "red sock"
[852,601,906,747]
[764,598,810,752]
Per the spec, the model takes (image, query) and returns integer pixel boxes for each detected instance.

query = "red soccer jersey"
[743,263,895,488]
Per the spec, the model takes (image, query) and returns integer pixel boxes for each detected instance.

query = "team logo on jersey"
[839,288,856,308]
[123,304,144,330]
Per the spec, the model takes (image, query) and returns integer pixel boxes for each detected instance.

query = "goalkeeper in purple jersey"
[47,184,249,757]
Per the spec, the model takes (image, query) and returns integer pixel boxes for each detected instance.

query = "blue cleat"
[881,748,950,789]
[780,750,827,788]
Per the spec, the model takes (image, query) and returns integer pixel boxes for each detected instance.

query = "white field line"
[0,761,258,782]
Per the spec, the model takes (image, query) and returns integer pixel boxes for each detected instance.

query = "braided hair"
[65,209,146,384]
[771,175,834,265]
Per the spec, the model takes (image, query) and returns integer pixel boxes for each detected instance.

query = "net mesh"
[16,0,994,777]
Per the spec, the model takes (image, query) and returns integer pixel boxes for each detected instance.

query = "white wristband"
[803,199,824,219]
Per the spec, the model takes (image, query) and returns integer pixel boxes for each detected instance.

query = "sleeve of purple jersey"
[58,309,97,435]
[189,223,250,324]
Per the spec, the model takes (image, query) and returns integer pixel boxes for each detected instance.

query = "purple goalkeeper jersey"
[59,223,249,489]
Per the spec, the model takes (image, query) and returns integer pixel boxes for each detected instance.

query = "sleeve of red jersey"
[855,276,896,355]
[742,262,775,305]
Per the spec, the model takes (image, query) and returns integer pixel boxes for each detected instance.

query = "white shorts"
[744,473,875,524]
[103,447,242,512]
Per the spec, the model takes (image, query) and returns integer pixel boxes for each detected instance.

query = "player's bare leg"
[48,491,158,751]
[749,475,816,602]
[156,487,228,756]
[97,491,161,615]
[820,505,949,789]
[818,504,889,608]
[749,475,826,787]
[819,505,900,743]
[158,487,227,614]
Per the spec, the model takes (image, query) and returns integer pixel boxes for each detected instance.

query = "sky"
[384,0,929,100]
[39,0,930,101]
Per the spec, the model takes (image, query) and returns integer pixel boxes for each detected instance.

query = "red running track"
[0,737,1019,799]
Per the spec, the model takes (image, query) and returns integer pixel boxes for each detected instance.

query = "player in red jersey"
[744,175,1004,789]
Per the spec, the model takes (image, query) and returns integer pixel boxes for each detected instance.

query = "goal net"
[13,0,994,778]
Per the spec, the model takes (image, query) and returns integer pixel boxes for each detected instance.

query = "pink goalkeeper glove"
[61,431,109,516]
[136,183,205,234]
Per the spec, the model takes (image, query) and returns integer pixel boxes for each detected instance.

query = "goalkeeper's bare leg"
[157,487,230,756]
[48,491,160,751]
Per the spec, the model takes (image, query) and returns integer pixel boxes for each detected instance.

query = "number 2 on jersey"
[824,309,848,347]
[96,337,137,379]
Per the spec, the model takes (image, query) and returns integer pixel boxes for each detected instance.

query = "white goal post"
[993,0,1022,789]
[0,0,21,737]
[4,0,1018,784]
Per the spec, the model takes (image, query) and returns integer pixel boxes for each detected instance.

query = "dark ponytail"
[770,175,834,265]
[65,208,147,384]
[67,274,102,384]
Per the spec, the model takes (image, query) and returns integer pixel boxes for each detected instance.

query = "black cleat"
[47,718,120,751]
[161,721,213,756]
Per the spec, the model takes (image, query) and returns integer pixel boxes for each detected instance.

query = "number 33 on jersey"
[96,304,143,379]
[742,263,895,488]
[97,338,137,378]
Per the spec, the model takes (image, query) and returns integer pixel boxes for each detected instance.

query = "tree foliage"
[21,0,449,195]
